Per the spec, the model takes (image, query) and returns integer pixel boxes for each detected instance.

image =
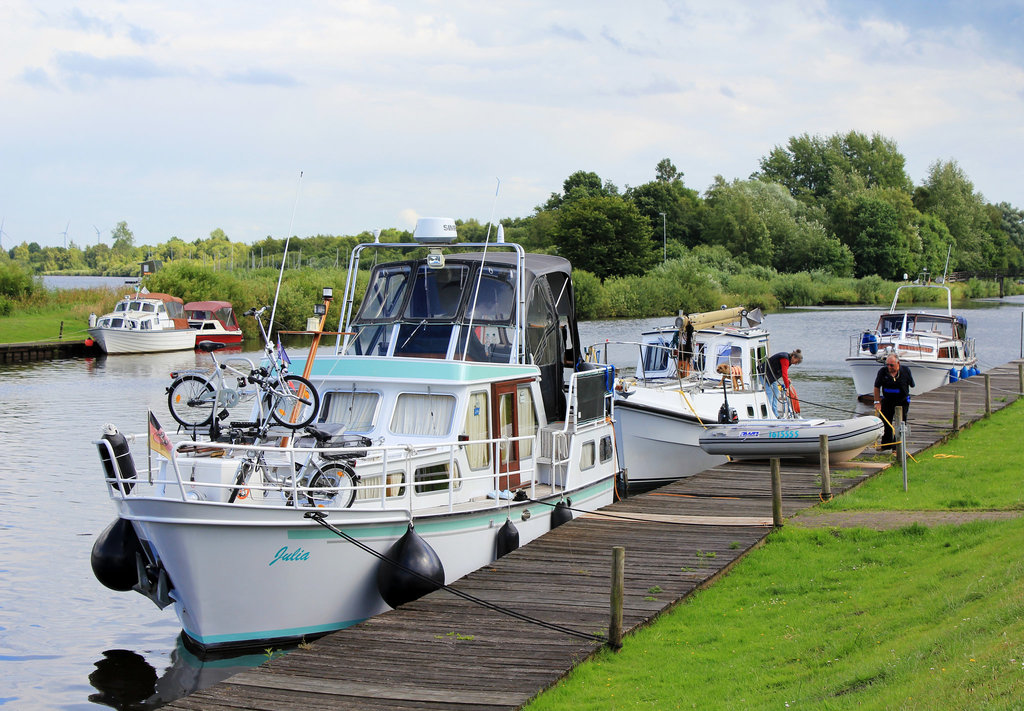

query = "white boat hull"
[121,477,613,651]
[847,356,966,398]
[89,327,197,354]
[698,416,883,462]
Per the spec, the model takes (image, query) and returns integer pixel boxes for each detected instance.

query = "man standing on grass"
[873,352,914,450]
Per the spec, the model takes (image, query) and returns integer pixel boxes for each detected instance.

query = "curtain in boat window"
[320,391,380,432]
[391,393,456,436]
[464,391,490,469]
[516,385,537,459]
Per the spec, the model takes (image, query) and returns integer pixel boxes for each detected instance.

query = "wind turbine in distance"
[61,221,70,249]
[0,218,7,250]
[94,225,102,244]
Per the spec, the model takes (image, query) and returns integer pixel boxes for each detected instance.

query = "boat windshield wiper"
[400,319,428,348]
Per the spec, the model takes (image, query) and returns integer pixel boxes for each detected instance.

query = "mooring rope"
[304,512,607,644]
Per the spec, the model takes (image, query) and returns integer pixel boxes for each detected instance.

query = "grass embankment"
[526,402,1024,710]
[0,286,121,343]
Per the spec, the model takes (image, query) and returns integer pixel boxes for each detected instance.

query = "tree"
[626,158,705,248]
[543,170,619,211]
[914,160,992,271]
[111,221,135,252]
[843,194,905,279]
[551,196,656,280]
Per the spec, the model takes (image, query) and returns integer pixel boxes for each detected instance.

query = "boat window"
[393,323,455,358]
[913,315,953,334]
[641,336,673,374]
[526,282,559,367]
[114,302,128,313]
[580,441,595,470]
[715,345,742,373]
[456,324,515,362]
[110,318,124,328]
[517,385,537,459]
[345,324,394,356]
[879,315,903,335]
[414,462,461,494]
[391,393,456,436]
[128,301,143,312]
[599,435,613,463]
[405,264,470,321]
[355,471,406,500]
[465,270,516,323]
[202,323,216,330]
[464,391,490,469]
[358,265,411,321]
[142,303,156,313]
[320,390,380,432]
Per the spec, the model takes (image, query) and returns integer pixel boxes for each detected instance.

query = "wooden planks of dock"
[165,360,1023,711]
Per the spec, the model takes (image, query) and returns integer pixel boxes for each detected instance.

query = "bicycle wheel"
[268,374,320,429]
[167,375,216,427]
[304,461,358,508]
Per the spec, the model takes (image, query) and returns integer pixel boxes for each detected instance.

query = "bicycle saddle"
[198,341,230,353]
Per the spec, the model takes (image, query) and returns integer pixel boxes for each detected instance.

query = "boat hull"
[120,477,614,653]
[698,416,883,462]
[88,327,197,354]
[847,356,968,398]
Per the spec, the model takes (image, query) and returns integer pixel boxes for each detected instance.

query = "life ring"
[788,385,801,414]
[237,488,250,500]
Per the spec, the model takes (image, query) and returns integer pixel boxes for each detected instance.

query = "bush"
[0,262,37,299]
[771,273,820,306]
[0,295,12,316]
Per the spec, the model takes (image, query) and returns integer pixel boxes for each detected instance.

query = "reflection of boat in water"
[91,217,620,655]
[88,291,197,354]
[698,416,883,462]
[847,282,978,399]
[589,307,787,489]
[184,301,243,346]
[88,638,265,710]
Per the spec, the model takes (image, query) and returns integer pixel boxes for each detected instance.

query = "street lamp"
[659,212,667,262]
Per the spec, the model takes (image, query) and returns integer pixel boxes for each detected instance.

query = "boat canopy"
[185,301,240,330]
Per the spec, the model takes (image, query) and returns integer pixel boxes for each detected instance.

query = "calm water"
[2,297,1022,709]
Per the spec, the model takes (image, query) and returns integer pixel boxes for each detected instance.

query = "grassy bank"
[525,402,1024,710]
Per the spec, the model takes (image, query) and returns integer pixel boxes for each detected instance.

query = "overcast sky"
[2,1,1023,250]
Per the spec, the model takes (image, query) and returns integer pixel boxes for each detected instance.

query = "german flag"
[149,411,172,459]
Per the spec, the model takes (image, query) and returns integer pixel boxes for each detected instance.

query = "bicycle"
[226,423,369,508]
[166,306,320,431]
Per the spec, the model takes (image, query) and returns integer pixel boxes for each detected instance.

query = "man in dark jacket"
[873,352,915,450]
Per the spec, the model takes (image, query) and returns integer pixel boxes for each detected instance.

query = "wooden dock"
[0,338,98,363]
[166,360,1023,711]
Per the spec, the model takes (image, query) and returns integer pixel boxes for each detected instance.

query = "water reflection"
[88,640,269,710]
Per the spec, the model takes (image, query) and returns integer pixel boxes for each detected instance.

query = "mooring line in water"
[305,512,607,644]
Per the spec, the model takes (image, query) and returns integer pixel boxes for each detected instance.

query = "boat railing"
[96,431,548,513]
[585,339,750,390]
[850,329,973,361]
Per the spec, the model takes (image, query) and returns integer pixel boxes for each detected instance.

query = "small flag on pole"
[149,411,172,459]
[277,336,291,365]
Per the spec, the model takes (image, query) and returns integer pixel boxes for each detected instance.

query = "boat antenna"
[268,170,304,340]
[461,177,501,360]
[940,243,952,284]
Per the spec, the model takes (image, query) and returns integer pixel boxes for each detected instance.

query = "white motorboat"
[698,416,883,462]
[589,307,790,489]
[88,291,197,354]
[91,218,621,654]
[847,282,978,399]
[184,300,243,346]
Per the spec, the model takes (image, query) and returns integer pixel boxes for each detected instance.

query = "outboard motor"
[718,379,738,424]
[98,424,137,494]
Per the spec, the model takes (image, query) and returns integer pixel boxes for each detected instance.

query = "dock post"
[893,406,904,460]
[984,373,992,415]
[770,459,782,528]
[953,390,961,431]
[609,546,624,651]
[818,434,831,499]
[1018,363,1023,396]
[900,419,909,491]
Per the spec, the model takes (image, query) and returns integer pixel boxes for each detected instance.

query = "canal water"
[2,297,1022,709]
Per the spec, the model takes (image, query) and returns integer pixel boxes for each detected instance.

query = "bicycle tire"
[167,375,216,428]
[304,461,358,508]
[268,374,321,429]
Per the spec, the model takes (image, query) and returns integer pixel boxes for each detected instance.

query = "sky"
[2,1,1023,250]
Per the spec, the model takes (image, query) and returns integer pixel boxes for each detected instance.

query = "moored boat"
[88,291,197,354]
[698,416,883,462]
[847,282,978,399]
[184,301,243,346]
[589,307,787,489]
[91,217,621,654]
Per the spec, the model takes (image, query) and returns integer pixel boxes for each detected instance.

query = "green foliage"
[552,196,657,280]
[571,269,603,320]
[771,272,821,306]
[0,261,38,299]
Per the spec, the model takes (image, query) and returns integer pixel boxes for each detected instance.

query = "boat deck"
[164,360,1024,711]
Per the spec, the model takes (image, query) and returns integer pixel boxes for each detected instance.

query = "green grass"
[0,287,120,343]
[525,401,1024,710]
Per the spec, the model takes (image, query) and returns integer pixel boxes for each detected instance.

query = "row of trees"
[5,131,1023,282]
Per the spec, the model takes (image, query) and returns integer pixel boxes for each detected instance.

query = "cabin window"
[456,325,515,363]
[414,462,460,494]
[517,385,537,459]
[143,303,156,313]
[599,435,613,463]
[356,471,406,500]
[464,391,490,469]
[580,441,596,470]
[110,318,124,328]
[465,271,516,323]
[526,282,559,367]
[751,344,768,386]
[715,345,742,374]
[393,323,455,358]
[358,265,411,321]
[405,264,470,320]
[641,336,673,374]
[320,390,380,432]
[391,393,456,436]
[346,324,394,356]
[115,302,127,313]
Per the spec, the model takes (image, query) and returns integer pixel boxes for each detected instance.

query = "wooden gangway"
[166,360,1023,711]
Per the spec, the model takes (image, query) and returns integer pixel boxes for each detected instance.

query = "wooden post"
[893,406,904,460]
[953,389,961,431]
[818,434,831,499]
[609,546,624,651]
[770,458,782,528]
[984,373,992,415]
[1018,363,1023,396]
